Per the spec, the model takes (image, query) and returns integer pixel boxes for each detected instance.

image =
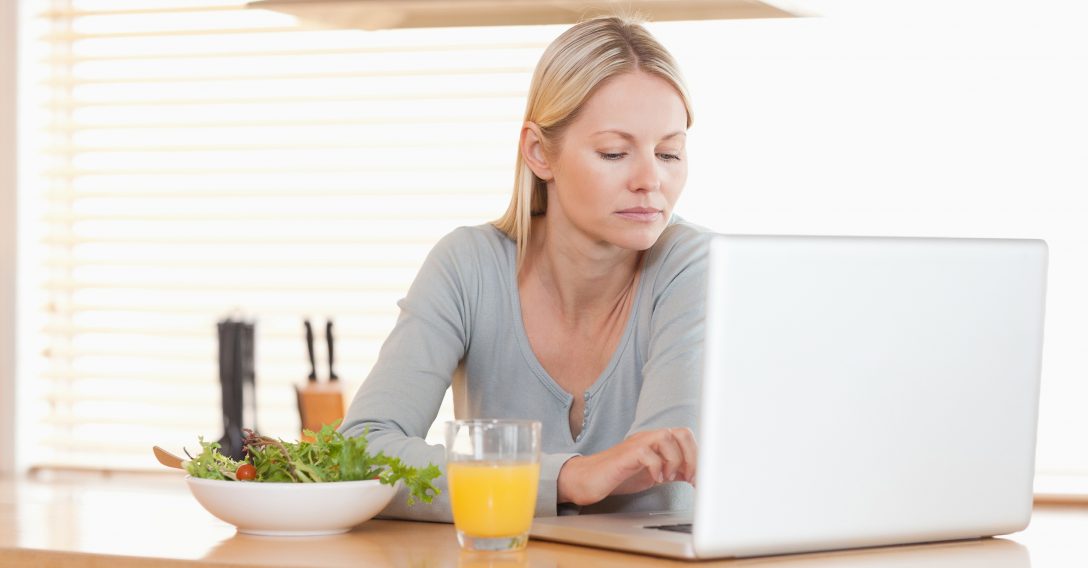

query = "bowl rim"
[185,475,389,489]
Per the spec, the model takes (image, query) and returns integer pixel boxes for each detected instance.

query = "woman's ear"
[520,122,553,181]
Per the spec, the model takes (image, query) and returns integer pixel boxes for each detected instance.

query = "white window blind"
[24,0,562,471]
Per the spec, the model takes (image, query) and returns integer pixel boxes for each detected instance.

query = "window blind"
[27,0,560,471]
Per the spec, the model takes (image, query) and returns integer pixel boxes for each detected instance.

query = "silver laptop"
[530,234,1048,559]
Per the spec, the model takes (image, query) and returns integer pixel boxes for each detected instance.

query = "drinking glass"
[446,419,542,552]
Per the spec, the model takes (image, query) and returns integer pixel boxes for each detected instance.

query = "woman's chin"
[609,226,667,252]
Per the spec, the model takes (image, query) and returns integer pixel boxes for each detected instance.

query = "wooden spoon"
[153,446,186,469]
[153,446,236,480]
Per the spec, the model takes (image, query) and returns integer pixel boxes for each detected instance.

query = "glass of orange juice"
[446,419,542,552]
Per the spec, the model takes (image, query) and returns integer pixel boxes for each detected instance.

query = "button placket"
[575,391,591,442]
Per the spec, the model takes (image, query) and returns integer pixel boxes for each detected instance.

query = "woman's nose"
[628,152,662,193]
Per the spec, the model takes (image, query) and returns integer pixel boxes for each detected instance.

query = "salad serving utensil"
[154,445,186,469]
[153,446,236,480]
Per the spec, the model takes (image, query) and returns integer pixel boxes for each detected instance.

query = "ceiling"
[245,0,802,31]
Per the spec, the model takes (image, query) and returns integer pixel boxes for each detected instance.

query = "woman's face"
[545,71,689,253]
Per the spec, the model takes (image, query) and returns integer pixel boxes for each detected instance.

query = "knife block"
[295,381,344,441]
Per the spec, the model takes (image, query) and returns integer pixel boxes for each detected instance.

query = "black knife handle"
[304,319,317,381]
[327,319,338,381]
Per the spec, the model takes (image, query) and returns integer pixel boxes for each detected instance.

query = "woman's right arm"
[339,230,473,522]
[556,428,697,506]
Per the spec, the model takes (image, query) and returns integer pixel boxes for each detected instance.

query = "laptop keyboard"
[646,523,693,534]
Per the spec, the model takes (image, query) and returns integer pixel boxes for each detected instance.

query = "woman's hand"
[557,427,697,507]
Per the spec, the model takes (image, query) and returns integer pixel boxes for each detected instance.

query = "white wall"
[656,9,1088,474]
[1,0,19,474]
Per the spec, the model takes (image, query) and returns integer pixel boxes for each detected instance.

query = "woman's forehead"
[571,72,688,138]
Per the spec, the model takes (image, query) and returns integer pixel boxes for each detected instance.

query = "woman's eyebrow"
[592,129,687,141]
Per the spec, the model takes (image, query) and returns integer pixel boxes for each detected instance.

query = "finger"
[635,445,665,484]
[661,427,694,482]
[670,427,698,483]
[652,431,685,482]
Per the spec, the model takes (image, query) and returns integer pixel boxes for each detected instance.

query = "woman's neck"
[521,216,643,324]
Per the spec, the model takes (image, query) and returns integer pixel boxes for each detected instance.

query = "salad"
[185,422,440,505]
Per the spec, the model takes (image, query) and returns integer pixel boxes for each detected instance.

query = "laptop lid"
[694,235,1048,557]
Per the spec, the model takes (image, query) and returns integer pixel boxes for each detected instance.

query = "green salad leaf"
[184,422,440,506]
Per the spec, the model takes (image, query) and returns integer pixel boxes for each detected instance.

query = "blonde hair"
[492,16,694,270]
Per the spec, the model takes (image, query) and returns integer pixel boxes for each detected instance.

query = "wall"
[1,0,19,474]
[656,10,1088,474]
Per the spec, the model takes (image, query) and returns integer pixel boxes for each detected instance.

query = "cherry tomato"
[236,463,257,481]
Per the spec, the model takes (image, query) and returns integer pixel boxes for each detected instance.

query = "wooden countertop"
[2,472,1087,567]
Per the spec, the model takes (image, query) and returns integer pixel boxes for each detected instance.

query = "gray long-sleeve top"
[340,218,709,521]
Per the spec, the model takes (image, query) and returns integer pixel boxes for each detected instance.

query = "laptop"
[530,234,1048,559]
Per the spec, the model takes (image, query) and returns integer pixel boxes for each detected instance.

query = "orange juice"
[447,461,540,537]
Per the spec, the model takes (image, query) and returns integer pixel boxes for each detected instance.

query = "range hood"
[245,0,800,31]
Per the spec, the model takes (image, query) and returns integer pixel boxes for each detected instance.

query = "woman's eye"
[657,153,681,161]
[598,152,626,160]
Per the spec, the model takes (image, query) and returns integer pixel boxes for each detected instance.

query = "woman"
[340,16,709,521]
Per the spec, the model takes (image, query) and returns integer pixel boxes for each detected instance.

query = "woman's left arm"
[628,230,709,439]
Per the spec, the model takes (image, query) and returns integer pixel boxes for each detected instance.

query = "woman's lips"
[615,207,662,222]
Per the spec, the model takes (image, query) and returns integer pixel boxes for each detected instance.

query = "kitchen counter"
[2,472,1087,567]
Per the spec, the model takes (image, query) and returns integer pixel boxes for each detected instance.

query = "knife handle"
[327,319,338,381]
[304,319,317,381]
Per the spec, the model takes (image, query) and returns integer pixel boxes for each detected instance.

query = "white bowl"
[185,476,397,536]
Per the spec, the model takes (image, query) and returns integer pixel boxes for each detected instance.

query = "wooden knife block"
[295,382,344,441]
